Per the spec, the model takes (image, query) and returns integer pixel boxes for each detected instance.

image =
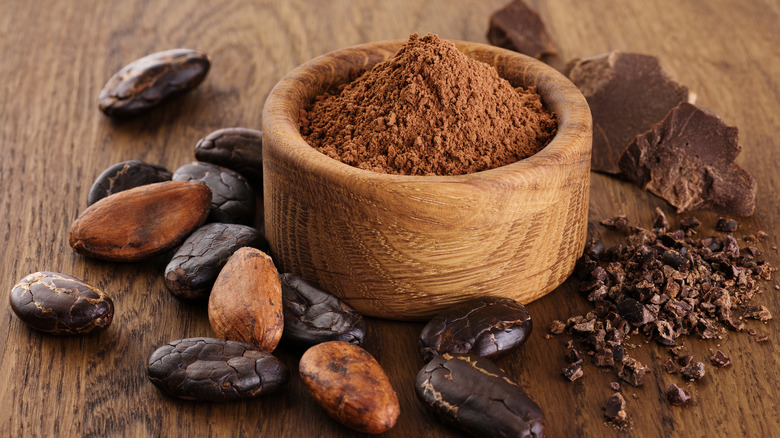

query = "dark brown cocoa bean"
[87,160,172,205]
[280,273,366,346]
[419,297,532,361]
[165,223,262,300]
[299,341,399,434]
[416,353,545,438]
[69,181,212,262]
[10,272,113,335]
[195,128,263,187]
[98,48,210,117]
[147,337,287,401]
[173,161,255,225]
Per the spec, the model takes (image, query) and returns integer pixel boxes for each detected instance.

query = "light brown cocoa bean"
[69,181,211,262]
[208,247,283,351]
[299,341,400,434]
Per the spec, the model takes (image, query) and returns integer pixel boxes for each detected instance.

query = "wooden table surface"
[1,0,778,436]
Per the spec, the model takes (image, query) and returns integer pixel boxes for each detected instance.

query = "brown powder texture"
[299,33,558,176]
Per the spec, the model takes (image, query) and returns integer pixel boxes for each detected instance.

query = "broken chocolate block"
[566,51,694,174]
[619,357,650,387]
[618,102,756,216]
[604,393,628,424]
[710,350,731,367]
[666,384,691,406]
[487,0,558,59]
[681,361,706,381]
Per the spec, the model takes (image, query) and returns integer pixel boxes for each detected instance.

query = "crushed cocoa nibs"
[664,358,678,374]
[609,381,621,391]
[710,350,731,367]
[681,361,706,381]
[714,218,739,233]
[756,335,769,343]
[666,384,691,406]
[562,362,584,381]
[600,216,630,231]
[618,357,650,387]
[604,393,628,424]
[548,319,566,334]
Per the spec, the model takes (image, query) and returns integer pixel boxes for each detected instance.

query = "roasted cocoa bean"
[195,128,263,187]
[87,160,172,205]
[165,223,262,300]
[419,297,532,361]
[416,353,545,438]
[173,161,255,225]
[69,181,211,261]
[280,273,366,346]
[208,247,283,351]
[299,341,399,434]
[147,337,287,401]
[10,272,113,335]
[99,48,210,117]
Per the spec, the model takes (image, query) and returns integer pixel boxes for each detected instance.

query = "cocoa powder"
[300,33,557,176]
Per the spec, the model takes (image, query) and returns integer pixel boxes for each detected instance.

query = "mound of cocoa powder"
[299,33,557,176]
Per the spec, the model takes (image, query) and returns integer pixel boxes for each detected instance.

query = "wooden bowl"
[262,40,591,320]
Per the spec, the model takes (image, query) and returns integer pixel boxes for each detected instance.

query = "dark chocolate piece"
[566,51,694,174]
[618,102,756,216]
[147,337,288,401]
[416,353,545,438]
[172,161,255,224]
[487,0,558,59]
[666,384,691,406]
[194,128,263,187]
[418,297,532,361]
[88,160,172,205]
[280,273,366,346]
[164,223,262,300]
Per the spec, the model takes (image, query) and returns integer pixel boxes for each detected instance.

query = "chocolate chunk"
[562,362,583,382]
[487,0,558,59]
[715,218,739,232]
[666,384,691,406]
[710,350,731,367]
[604,393,628,424]
[681,361,706,381]
[566,51,694,174]
[87,160,172,205]
[618,103,756,216]
[618,357,649,387]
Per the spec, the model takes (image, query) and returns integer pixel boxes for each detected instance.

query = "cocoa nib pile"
[300,33,557,176]
[551,210,773,394]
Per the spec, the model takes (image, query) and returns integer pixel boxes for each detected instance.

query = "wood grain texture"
[0,0,778,437]
[263,39,591,320]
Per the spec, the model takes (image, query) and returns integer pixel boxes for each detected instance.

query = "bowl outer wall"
[262,39,592,320]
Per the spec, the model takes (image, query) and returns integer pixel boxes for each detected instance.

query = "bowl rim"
[263,38,591,186]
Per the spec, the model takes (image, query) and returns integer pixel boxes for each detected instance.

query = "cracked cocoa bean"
[418,297,532,362]
[280,273,366,346]
[173,161,255,225]
[299,341,399,434]
[10,272,113,335]
[87,160,172,205]
[195,128,263,187]
[165,223,262,300]
[147,337,287,401]
[99,48,209,117]
[416,353,545,438]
